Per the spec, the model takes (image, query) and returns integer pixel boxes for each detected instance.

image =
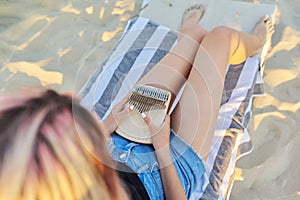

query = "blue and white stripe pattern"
[80,17,264,200]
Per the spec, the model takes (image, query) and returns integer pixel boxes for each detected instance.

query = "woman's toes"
[181,4,205,25]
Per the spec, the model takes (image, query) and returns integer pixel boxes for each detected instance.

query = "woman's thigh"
[171,28,233,159]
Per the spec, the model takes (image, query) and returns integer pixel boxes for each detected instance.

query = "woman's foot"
[182,4,205,25]
[179,4,207,43]
[252,15,275,50]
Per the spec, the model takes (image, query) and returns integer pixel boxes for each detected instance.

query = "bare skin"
[104,4,274,200]
[180,4,206,42]
[171,14,274,159]
[137,4,207,104]
[105,6,207,200]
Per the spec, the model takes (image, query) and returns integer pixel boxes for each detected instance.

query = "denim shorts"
[108,130,207,200]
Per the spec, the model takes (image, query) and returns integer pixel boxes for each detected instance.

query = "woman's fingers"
[142,113,170,133]
[143,114,171,149]
[142,113,158,133]
[142,113,150,124]
[111,106,132,127]
[117,106,132,121]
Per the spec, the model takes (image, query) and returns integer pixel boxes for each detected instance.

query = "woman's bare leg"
[138,5,207,103]
[171,16,274,159]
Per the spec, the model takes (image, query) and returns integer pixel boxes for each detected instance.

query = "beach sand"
[0,0,299,199]
[0,0,141,94]
[231,0,300,199]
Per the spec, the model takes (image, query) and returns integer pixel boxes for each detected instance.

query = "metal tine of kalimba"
[128,94,133,107]
[153,97,158,111]
[130,93,137,110]
[159,91,163,100]
[143,86,147,94]
[150,97,155,111]
[141,96,147,112]
[138,95,144,113]
[146,95,150,110]
[142,95,148,112]
[143,95,148,112]
[146,96,150,110]
[130,85,171,113]
[140,96,146,113]
[157,90,161,99]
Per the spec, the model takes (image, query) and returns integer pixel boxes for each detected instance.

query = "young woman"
[103,4,274,200]
[0,90,130,200]
[0,4,274,200]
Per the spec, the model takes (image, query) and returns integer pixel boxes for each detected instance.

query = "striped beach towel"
[80,17,264,200]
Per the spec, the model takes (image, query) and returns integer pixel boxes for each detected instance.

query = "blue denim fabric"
[108,130,206,200]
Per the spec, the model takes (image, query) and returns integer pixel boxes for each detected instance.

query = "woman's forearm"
[155,147,187,200]
[102,113,117,135]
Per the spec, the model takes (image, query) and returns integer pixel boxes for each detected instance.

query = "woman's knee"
[193,26,236,78]
[205,26,233,42]
[199,26,239,64]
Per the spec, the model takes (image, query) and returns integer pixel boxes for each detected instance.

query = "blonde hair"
[0,90,119,200]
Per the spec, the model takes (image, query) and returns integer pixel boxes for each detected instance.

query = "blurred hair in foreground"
[0,89,120,200]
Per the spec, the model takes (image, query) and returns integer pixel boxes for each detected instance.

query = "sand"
[231,0,300,199]
[0,0,141,94]
[0,0,299,199]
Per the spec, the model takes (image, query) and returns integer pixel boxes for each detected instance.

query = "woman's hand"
[143,114,171,151]
[143,114,187,200]
[103,95,131,134]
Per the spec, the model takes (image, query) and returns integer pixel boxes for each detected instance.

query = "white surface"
[140,0,277,32]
